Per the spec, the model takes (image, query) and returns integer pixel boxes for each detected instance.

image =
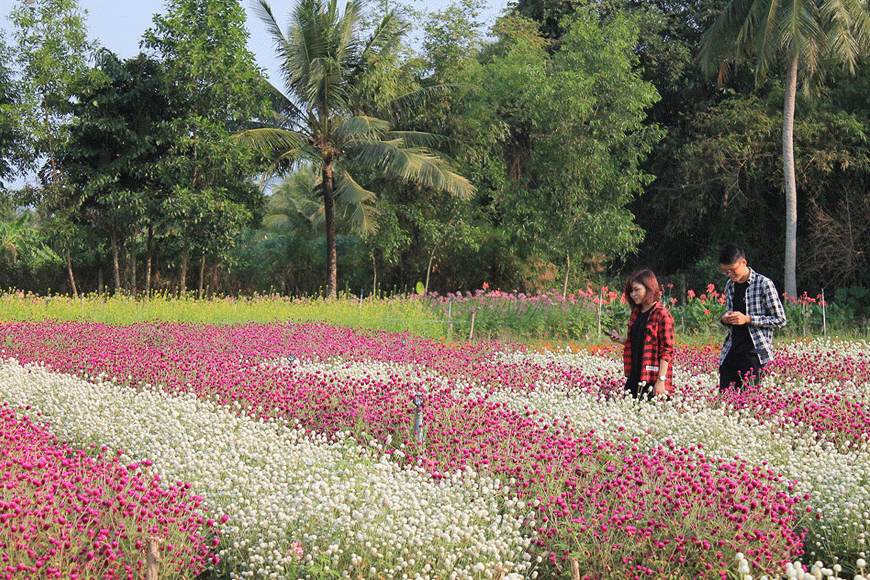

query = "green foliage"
[699,0,870,298]
[0,32,27,186]
[6,0,98,177]
[141,0,272,292]
[669,286,728,335]
[421,0,487,78]
[61,51,171,292]
[240,0,475,299]
[3,0,870,305]
[448,7,661,287]
[833,286,870,320]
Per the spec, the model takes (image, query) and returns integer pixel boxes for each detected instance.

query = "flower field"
[0,321,868,580]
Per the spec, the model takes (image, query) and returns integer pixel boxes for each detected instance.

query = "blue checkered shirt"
[720,268,787,366]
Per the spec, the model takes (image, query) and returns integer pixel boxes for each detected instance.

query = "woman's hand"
[653,378,667,396]
[608,331,623,344]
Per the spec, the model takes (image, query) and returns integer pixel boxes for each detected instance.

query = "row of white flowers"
[0,358,533,580]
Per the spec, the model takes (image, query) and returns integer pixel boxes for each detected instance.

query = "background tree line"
[1,0,869,301]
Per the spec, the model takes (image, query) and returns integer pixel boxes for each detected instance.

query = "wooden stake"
[569,557,580,580]
[146,537,162,580]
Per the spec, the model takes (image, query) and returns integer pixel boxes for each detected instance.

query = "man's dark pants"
[718,351,765,391]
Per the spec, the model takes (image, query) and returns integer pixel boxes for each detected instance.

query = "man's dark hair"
[718,243,746,265]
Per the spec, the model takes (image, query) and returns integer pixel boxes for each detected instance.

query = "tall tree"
[0,31,27,188]
[62,51,173,294]
[242,0,475,299]
[452,11,661,291]
[8,0,99,295]
[700,0,870,298]
[142,0,271,294]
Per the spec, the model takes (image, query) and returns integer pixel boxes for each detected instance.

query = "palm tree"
[265,164,378,235]
[699,0,870,298]
[241,0,474,299]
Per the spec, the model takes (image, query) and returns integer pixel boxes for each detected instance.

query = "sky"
[2,0,510,83]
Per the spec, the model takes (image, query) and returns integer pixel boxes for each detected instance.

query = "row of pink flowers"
[0,403,215,579]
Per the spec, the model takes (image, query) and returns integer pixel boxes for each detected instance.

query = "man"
[717,244,787,390]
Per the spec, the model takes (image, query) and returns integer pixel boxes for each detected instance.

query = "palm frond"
[382,131,445,149]
[333,164,379,234]
[751,0,782,80]
[779,0,827,78]
[266,82,304,127]
[699,0,757,74]
[237,127,309,158]
[823,0,870,72]
[381,83,472,123]
[351,141,475,199]
[254,0,301,92]
[333,115,391,143]
[267,167,324,228]
[360,10,409,59]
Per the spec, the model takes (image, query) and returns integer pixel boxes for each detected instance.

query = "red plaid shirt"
[622,302,675,391]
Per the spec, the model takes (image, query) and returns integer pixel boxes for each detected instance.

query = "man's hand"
[722,311,751,325]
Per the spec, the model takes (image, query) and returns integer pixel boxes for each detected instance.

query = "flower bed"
[1,322,868,579]
[0,403,212,579]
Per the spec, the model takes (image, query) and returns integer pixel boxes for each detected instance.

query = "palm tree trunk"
[782,56,799,299]
[323,163,338,299]
[425,247,436,294]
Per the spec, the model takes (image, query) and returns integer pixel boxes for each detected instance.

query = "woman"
[608,270,675,399]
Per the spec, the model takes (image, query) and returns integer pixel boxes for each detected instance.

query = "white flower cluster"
[735,551,869,580]
[0,358,533,580]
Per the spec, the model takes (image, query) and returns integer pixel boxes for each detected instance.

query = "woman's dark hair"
[718,243,746,265]
[623,270,662,311]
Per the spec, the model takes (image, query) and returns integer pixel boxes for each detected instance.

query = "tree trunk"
[371,254,377,297]
[323,162,338,299]
[180,232,189,295]
[110,230,122,294]
[130,237,137,296]
[782,56,799,299]
[145,224,153,296]
[121,236,129,293]
[562,250,570,299]
[66,251,78,297]
[425,246,437,294]
[198,255,206,299]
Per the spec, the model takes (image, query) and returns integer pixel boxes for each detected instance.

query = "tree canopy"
[2,0,870,298]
